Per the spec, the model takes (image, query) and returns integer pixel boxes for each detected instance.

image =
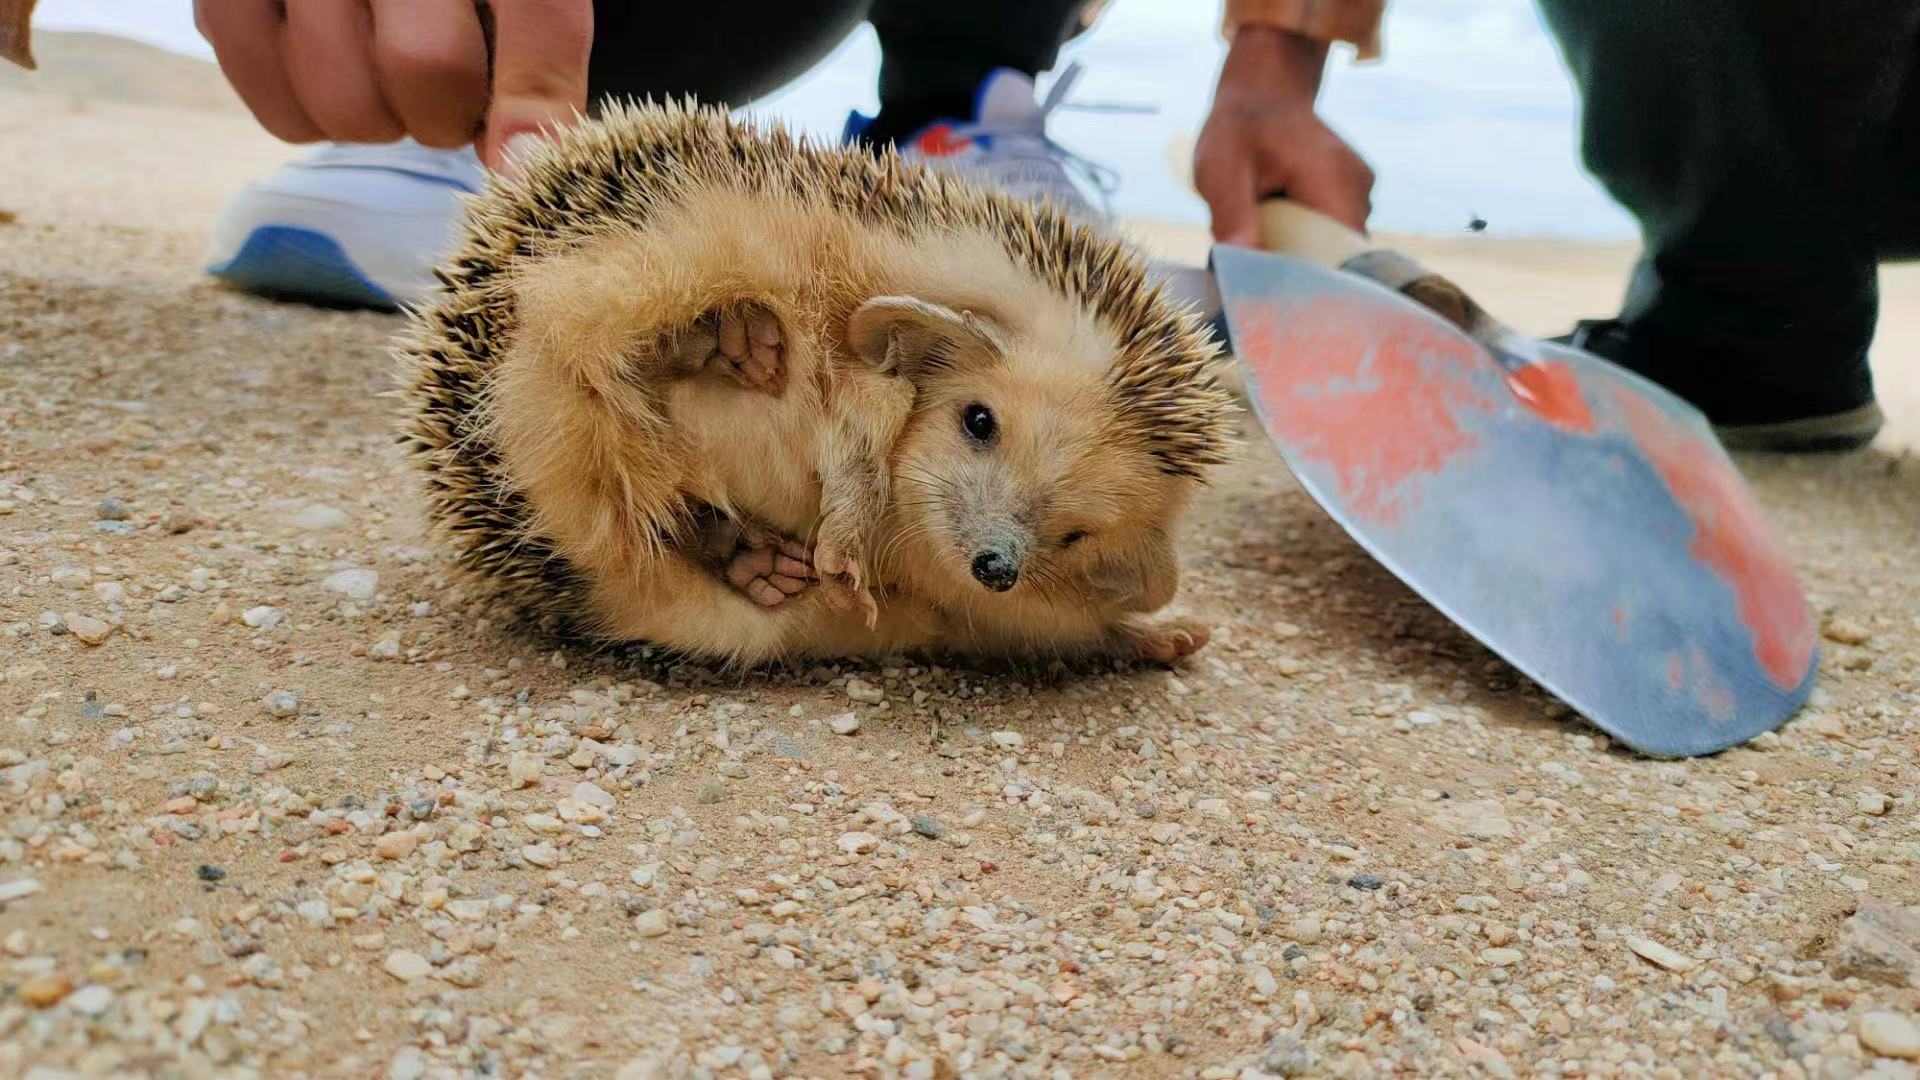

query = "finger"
[1280,136,1375,234]
[748,309,780,346]
[776,540,813,566]
[747,580,786,607]
[768,575,809,596]
[481,0,594,173]
[283,0,404,143]
[196,0,323,143]
[370,0,489,149]
[1193,143,1262,248]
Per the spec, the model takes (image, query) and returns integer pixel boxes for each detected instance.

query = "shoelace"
[301,139,486,190]
[946,62,1148,217]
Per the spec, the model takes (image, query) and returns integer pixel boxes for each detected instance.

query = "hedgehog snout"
[969,547,1021,592]
[963,523,1028,593]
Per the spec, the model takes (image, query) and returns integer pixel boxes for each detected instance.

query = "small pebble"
[1625,936,1697,973]
[828,713,861,736]
[66,984,114,1016]
[1824,618,1872,646]
[263,690,299,718]
[1858,1012,1920,1059]
[323,569,380,600]
[572,781,616,809]
[843,678,884,704]
[1347,874,1384,891]
[838,831,879,855]
[241,605,284,630]
[20,973,72,1007]
[375,831,419,860]
[634,910,671,937]
[382,950,432,982]
[96,497,130,521]
[289,504,349,532]
[65,615,112,646]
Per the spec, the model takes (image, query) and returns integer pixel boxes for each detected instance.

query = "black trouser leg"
[1537,0,1920,424]
[861,0,1092,143]
[585,1,1092,142]
[586,1,871,109]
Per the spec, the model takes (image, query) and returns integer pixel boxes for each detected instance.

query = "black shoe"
[1553,318,1883,453]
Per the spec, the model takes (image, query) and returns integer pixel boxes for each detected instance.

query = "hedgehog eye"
[1060,531,1088,549]
[961,403,998,445]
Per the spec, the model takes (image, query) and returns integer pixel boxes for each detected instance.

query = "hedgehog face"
[850,297,1188,617]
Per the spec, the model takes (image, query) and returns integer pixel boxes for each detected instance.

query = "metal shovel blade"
[1212,245,1818,757]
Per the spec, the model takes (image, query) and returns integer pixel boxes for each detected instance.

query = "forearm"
[1223,0,1385,60]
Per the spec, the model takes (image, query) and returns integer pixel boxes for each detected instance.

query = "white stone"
[290,504,349,532]
[241,605,284,630]
[1625,936,1697,972]
[634,909,671,937]
[323,569,379,600]
[507,751,542,788]
[66,984,114,1016]
[838,831,879,855]
[572,781,616,809]
[382,950,432,982]
[1859,1012,1920,1059]
[829,713,861,735]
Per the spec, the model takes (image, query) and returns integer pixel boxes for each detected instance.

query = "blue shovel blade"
[1212,245,1818,757]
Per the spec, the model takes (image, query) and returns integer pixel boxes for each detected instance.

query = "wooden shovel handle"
[1255,198,1371,266]
[1254,197,1491,341]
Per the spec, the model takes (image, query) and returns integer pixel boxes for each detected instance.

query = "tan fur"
[399,101,1234,666]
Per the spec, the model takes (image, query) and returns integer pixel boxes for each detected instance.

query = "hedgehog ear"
[847,296,1005,377]
[1085,527,1177,613]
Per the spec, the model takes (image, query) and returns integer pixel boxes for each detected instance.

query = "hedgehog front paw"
[1112,617,1211,665]
[712,301,786,396]
[723,535,816,608]
[813,535,878,628]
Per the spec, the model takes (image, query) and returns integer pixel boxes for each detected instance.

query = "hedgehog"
[399,100,1235,666]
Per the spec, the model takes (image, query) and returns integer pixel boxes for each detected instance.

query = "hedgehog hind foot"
[724,535,817,608]
[665,301,787,396]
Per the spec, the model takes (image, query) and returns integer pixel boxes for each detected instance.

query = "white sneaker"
[206,140,484,310]
[844,67,1224,326]
[844,63,1118,223]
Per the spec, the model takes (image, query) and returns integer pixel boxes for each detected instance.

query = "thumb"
[1209,192,1262,249]
[1194,154,1262,249]
[480,0,593,175]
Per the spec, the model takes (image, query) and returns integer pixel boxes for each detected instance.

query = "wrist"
[1219,25,1329,105]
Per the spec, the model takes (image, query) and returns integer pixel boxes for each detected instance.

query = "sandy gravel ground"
[1,36,1917,1080]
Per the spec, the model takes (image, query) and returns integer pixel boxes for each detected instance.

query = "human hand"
[1194,26,1374,245]
[193,0,592,173]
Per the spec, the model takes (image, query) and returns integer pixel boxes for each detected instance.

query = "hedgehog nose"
[969,549,1020,592]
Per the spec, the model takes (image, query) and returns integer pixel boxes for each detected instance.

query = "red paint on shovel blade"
[1236,298,1491,526]
[1505,362,1595,433]
[1613,389,1815,690]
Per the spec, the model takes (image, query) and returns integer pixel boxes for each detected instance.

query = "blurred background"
[25,0,1638,240]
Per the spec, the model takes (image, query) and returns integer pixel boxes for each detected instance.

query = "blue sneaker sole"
[207,225,398,311]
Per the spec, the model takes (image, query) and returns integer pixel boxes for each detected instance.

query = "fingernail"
[495,132,545,176]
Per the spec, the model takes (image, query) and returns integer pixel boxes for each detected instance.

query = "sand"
[1,33,1916,1080]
